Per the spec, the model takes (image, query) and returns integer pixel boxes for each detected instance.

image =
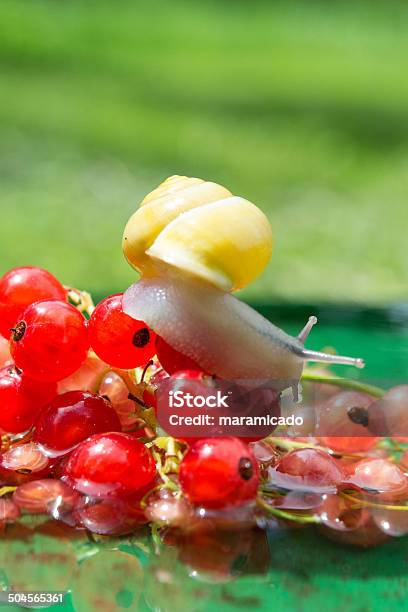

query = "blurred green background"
[0,0,407,303]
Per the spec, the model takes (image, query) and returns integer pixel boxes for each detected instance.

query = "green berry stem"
[340,490,408,512]
[66,287,95,318]
[0,486,17,497]
[301,371,385,398]
[256,496,319,524]
[265,437,326,452]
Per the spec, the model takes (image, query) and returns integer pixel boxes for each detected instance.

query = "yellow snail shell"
[123,175,273,292]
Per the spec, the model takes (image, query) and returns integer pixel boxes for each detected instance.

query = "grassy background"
[0,0,407,303]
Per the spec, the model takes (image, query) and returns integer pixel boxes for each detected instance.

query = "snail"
[122,176,364,385]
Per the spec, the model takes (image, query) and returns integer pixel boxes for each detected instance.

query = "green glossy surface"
[1,306,407,611]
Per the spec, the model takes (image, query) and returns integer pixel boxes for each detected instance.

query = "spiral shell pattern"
[123,175,273,292]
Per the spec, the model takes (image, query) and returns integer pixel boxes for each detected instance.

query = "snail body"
[123,276,363,383]
[123,176,364,382]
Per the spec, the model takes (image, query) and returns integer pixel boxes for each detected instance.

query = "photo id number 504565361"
[1,592,66,607]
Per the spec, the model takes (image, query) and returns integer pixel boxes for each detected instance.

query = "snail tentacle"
[294,346,365,369]
[297,315,318,344]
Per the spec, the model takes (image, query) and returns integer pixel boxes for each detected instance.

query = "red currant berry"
[144,488,191,527]
[1,442,49,474]
[372,506,408,537]
[317,493,369,532]
[315,391,374,439]
[74,495,147,535]
[347,458,407,498]
[275,448,344,489]
[33,391,122,456]
[0,366,56,433]
[0,442,53,485]
[168,368,212,392]
[13,479,78,514]
[62,432,156,498]
[368,385,408,437]
[179,437,259,509]
[10,300,89,382]
[155,335,203,375]
[89,293,156,369]
[99,371,140,431]
[0,267,66,338]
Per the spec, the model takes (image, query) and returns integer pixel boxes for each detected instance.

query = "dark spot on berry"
[133,327,150,348]
[347,406,369,427]
[238,457,253,480]
[16,468,32,475]
[11,321,26,343]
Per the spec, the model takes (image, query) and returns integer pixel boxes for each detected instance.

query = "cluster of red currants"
[0,266,158,433]
[259,442,408,545]
[1,265,408,546]
[0,266,261,535]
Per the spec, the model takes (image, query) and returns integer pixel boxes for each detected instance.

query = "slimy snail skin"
[122,176,364,383]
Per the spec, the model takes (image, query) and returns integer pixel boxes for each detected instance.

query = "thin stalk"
[340,491,408,511]
[257,496,319,524]
[265,437,326,452]
[301,372,384,398]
